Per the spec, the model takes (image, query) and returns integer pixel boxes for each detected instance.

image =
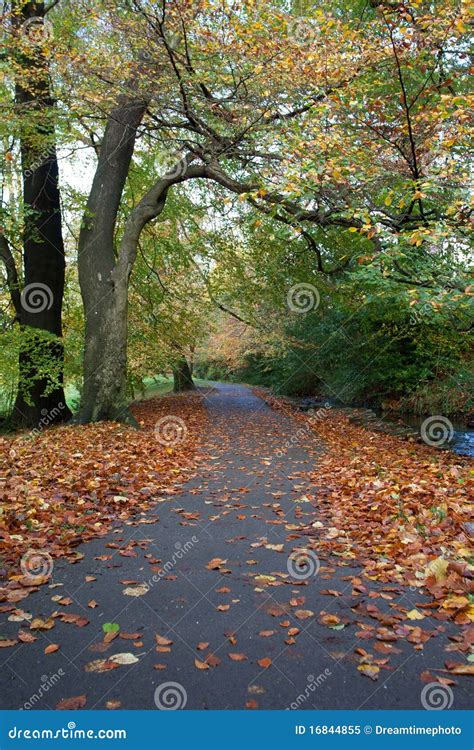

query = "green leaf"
[102,623,120,634]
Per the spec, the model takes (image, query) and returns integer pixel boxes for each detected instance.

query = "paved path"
[0,384,469,710]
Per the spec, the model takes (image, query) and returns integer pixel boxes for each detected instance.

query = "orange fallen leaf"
[44,644,60,654]
[194,658,210,670]
[56,695,87,710]
[295,609,314,620]
[155,634,173,646]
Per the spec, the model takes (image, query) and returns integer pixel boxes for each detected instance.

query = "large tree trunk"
[11,0,71,428]
[77,97,146,423]
[173,356,195,393]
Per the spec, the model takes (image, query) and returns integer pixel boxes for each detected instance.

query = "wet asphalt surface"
[0,384,470,710]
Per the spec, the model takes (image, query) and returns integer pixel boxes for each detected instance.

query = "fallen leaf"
[56,695,87,710]
[123,585,149,597]
[295,609,314,620]
[109,652,139,665]
[44,644,60,654]
[194,658,210,670]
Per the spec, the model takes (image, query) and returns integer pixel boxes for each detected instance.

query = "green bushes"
[200,288,473,417]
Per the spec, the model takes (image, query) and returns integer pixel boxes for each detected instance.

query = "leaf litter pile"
[257,391,474,682]
[0,393,207,601]
[0,384,473,709]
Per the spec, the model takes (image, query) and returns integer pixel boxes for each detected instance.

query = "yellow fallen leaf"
[407,609,425,620]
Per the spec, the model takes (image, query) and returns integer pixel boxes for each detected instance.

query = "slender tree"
[8,0,70,427]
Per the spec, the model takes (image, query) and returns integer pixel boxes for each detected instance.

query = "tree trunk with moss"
[77,97,146,423]
[173,356,195,393]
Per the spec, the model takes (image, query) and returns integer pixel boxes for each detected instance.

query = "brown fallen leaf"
[259,630,275,637]
[295,609,314,620]
[217,604,230,611]
[358,664,380,680]
[320,613,341,627]
[154,664,167,670]
[85,659,120,673]
[0,639,18,647]
[18,630,37,643]
[194,658,210,670]
[155,634,173,646]
[103,631,119,644]
[445,663,474,675]
[44,644,60,654]
[56,613,89,627]
[56,695,87,710]
[257,657,272,668]
[30,618,55,630]
[196,642,209,650]
[204,653,221,667]
[106,700,121,709]
[228,653,247,661]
